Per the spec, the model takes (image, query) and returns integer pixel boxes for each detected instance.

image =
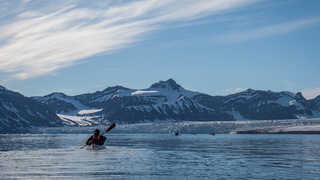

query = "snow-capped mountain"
[2,79,319,132]
[194,89,313,120]
[0,86,62,133]
[32,79,233,125]
[32,79,320,125]
[102,79,233,123]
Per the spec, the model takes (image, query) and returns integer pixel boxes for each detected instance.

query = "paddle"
[102,123,116,135]
[80,123,116,149]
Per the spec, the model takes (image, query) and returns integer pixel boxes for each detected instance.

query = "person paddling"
[81,123,116,149]
[86,129,106,146]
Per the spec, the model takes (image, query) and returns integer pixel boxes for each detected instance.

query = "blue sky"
[0,0,319,99]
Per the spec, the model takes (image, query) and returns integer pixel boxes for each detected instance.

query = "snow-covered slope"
[0,86,62,133]
[33,92,104,126]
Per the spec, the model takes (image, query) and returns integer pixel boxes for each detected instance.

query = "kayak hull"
[86,144,106,151]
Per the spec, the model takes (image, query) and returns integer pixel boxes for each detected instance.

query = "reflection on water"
[1,134,320,180]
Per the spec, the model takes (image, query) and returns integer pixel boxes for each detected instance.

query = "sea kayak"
[86,144,106,151]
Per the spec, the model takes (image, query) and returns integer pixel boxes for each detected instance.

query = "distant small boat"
[172,131,180,136]
[209,132,215,136]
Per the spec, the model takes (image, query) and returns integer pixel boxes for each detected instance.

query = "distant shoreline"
[236,130,320,134]
[234,124,320,134]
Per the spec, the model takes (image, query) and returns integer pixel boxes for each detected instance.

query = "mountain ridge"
[1,79,319,130]
[31,79,320,125]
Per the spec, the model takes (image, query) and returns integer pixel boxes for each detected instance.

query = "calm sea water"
[1,133,320,180]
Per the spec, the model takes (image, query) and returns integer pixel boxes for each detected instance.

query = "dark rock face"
[0,87,62,133]
[33,93,77,113]
[221,90,312,120]
[150,78,182,90]
[190,89,319,121]
[74,86,131,108]
[102,96,233,123]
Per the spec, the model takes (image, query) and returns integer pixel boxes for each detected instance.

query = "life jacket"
[92,135,100,144]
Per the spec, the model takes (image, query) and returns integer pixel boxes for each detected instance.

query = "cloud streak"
[0,0,259,80]
[214,16,320,43]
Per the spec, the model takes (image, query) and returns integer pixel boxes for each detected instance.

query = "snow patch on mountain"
[58,114,99,126]
[45,93,89,109]
[230,110,247,120]
[271,96,304,110]
[273,96,292,107]
[131,90,159,95]
[78,109,103,115]
[58,107,104,126]
[296,114,308,119]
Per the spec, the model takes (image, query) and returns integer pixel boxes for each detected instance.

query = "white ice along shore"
[232,118,320,134]
[110,118,320,134]
[58,108,103,126]
[36,118,320,134]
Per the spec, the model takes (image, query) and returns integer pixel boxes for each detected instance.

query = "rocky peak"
[294,92,306,101]
[102,85,129,93]
[150,79,182,90]
[247,88,258,94]
[229,88,259,98]
[245,88,255,92]
[279,91,296,97]
[45,92,68,99]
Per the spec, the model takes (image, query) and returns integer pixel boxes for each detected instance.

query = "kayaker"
[86,129,106,146]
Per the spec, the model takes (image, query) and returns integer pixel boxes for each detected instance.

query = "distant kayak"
[172,131,180,136]
[86,144,106,151]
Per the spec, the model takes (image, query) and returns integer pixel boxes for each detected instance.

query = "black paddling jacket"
[86,135,107,145]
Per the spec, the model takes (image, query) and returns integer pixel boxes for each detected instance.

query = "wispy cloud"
[22,0,32,4]
[214,17,320,43]
[301,88,320,100]
[0,0,258,80]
